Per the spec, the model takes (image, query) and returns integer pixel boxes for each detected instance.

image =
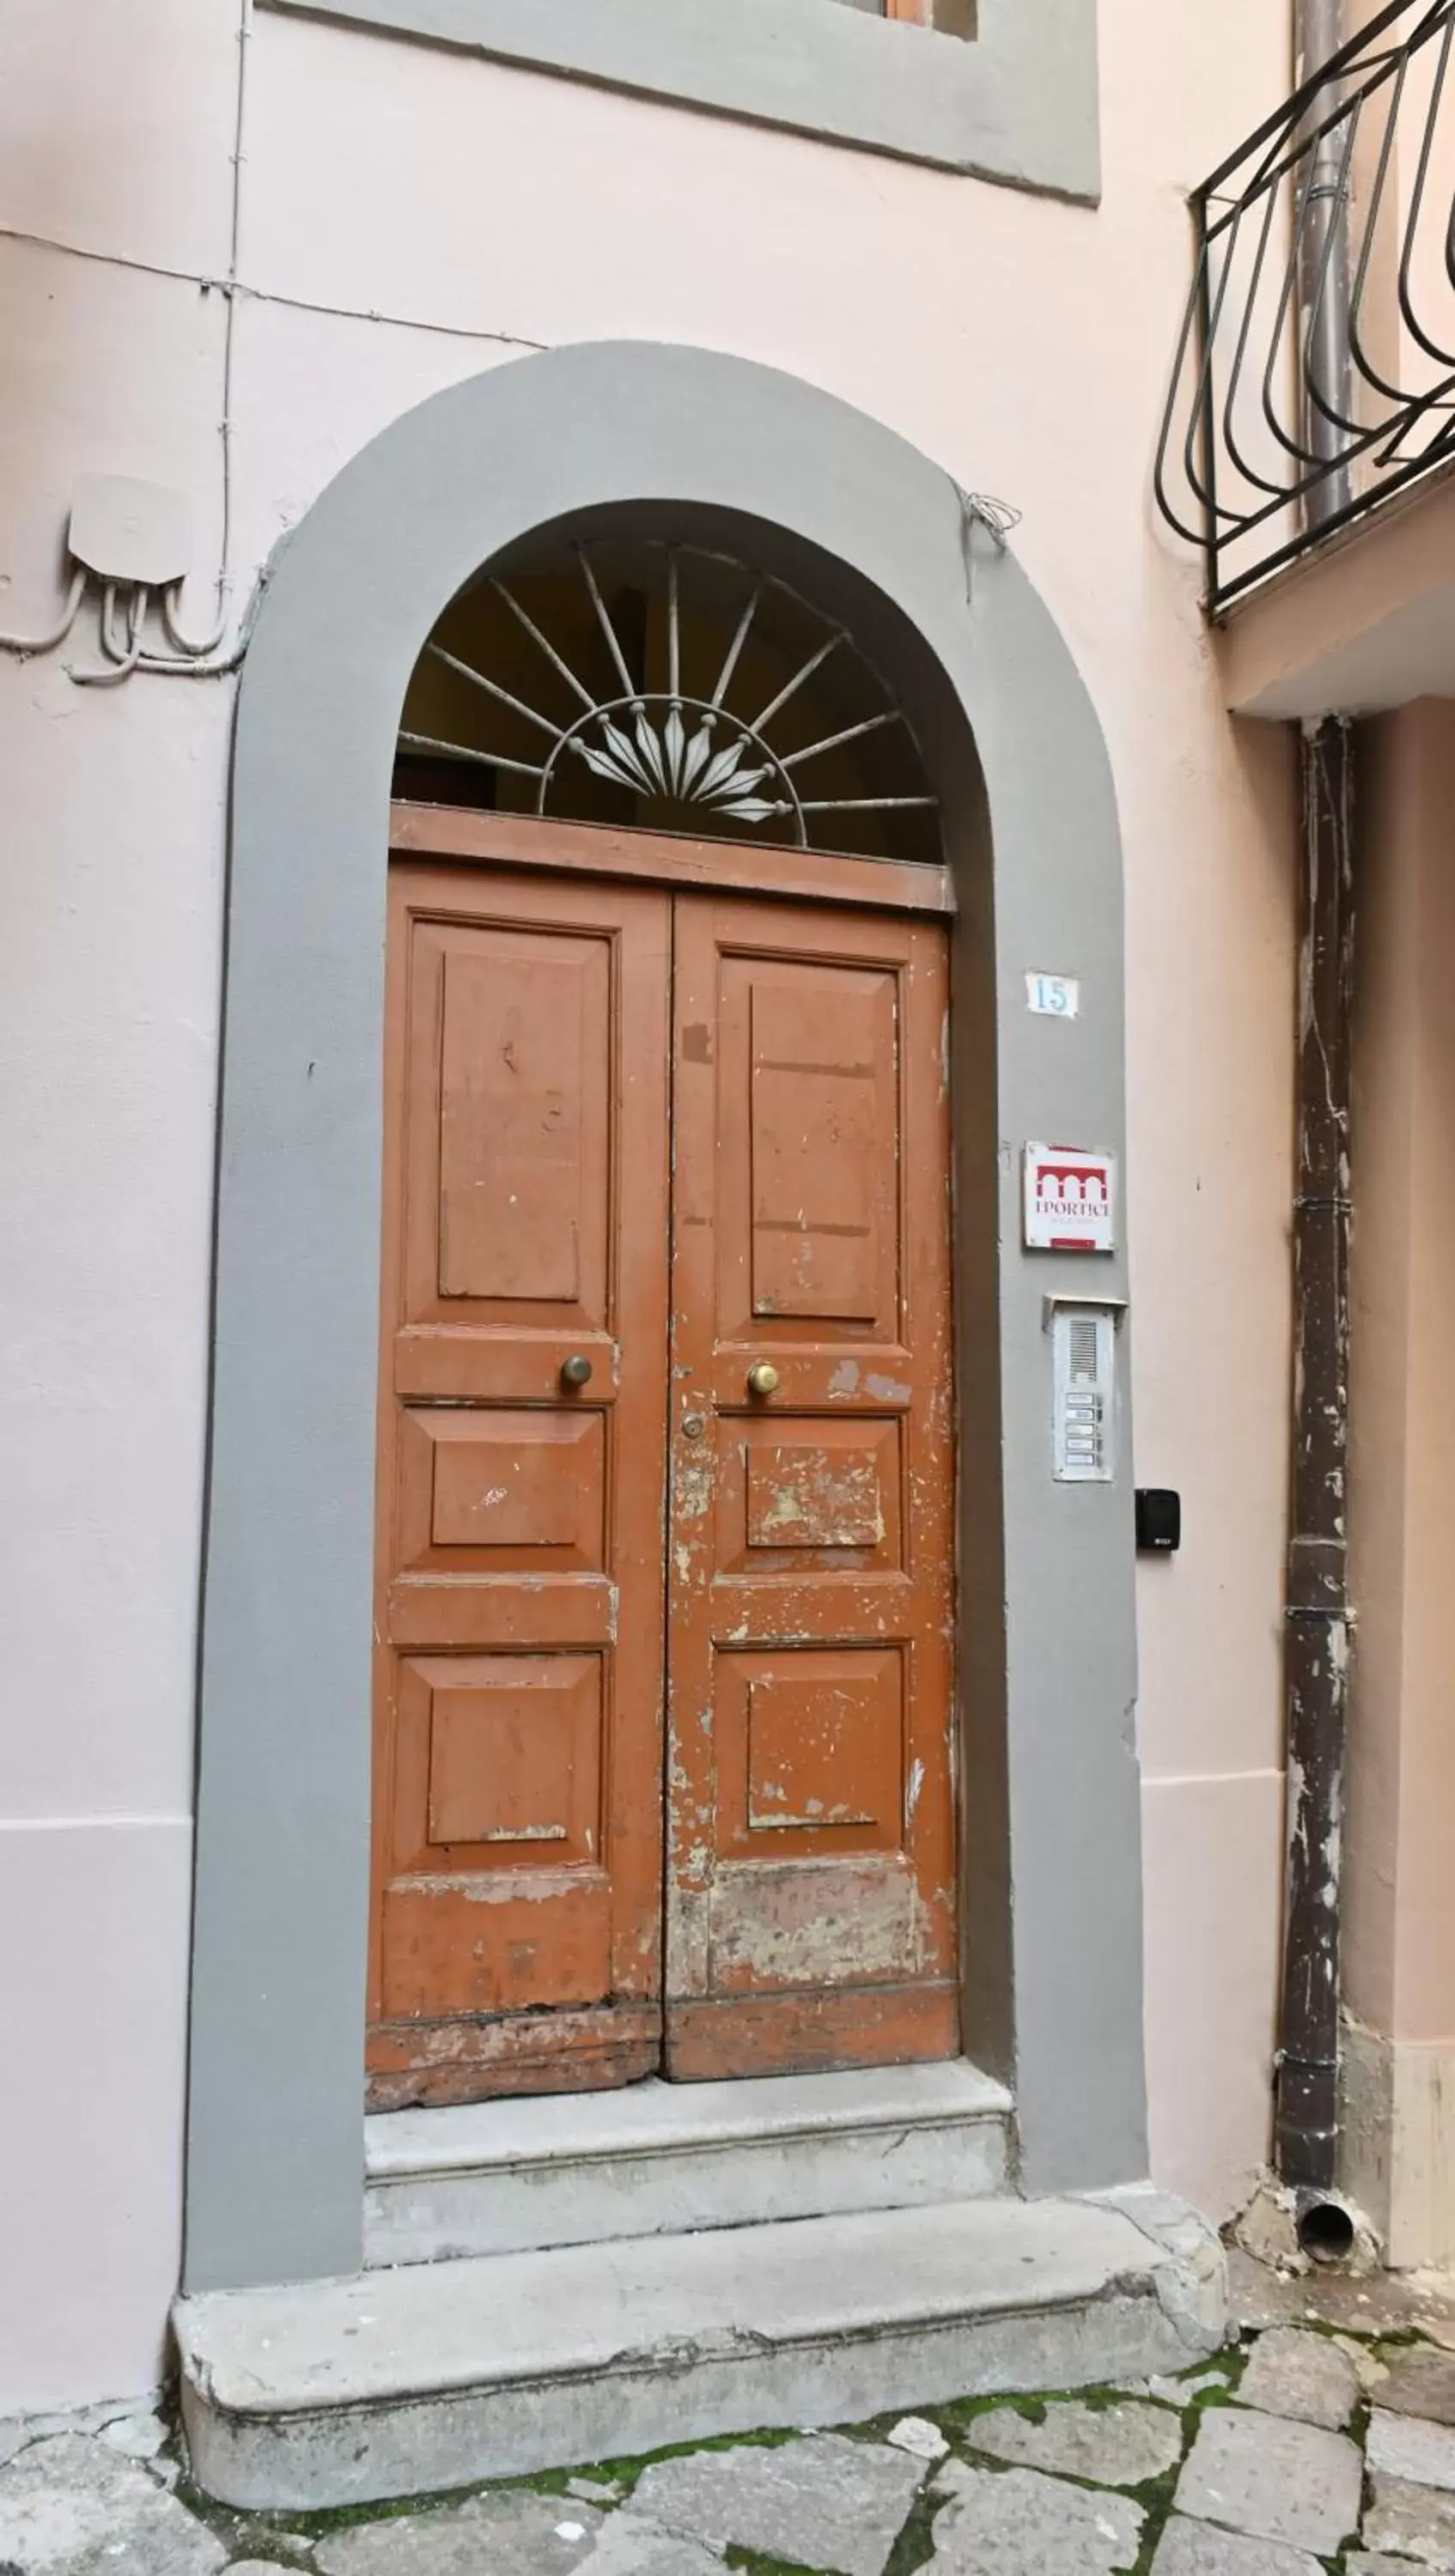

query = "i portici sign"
[1022,1144,1117,1254]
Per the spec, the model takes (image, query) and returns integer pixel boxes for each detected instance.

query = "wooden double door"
[368,817,957,2108]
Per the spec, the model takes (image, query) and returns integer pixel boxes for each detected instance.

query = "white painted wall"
[0,0,1295,2405]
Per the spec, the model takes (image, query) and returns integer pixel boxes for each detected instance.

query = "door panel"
[368,865,670,2108]
[398,1408,606,1571]
[404,927,614,1347]
[744,980,895,1327]
[665,897,957,2080]
[715,1647,905,1856]
[720,1417,903,1575]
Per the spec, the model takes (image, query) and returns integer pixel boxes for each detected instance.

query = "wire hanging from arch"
[398,541,939,852]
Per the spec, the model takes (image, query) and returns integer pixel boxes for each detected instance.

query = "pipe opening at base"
[1294,2196,1357,2263]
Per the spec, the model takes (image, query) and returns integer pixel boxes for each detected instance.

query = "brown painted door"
[664,896,957,2077]
[368,841,955,2105]
[368,862,671,2106]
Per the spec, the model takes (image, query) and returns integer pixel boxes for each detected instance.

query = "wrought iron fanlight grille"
[398,540,940,857]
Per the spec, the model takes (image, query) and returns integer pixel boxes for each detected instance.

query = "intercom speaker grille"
[1068,1317,1100,1381]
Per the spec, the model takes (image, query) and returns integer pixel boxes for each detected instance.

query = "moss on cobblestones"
[880,2476,943,2576]
[1123,2445,1193,2576]
[724,2553,825,2575]
[557,2421,803,2499]
[21,2300,1455,2576]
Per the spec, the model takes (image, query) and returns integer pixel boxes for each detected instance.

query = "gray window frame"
[257,0,1100,201]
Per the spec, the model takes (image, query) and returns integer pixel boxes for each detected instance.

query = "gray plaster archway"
[186,342,1145,2294]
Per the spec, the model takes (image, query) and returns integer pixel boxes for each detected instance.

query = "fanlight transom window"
[396,538,940,861]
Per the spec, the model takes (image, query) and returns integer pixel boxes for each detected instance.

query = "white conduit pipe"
[69,582,149,686]
[0,565,86,657]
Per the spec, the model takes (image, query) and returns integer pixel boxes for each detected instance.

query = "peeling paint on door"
[663,895,957,2080]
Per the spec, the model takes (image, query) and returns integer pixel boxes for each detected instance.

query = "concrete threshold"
[176,2188,1226,2511]
[363,2060,1014,2264]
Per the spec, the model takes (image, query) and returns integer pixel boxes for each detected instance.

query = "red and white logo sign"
[1023,1143,1117,1254]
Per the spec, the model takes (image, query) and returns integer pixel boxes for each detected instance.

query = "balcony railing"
[1155,0,1455,611]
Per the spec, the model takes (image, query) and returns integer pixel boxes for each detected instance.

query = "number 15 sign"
[1023,1143,1117,1254]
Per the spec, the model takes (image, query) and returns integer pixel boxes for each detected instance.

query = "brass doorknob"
[560,1354,594,1388]
[746,1362,780,1398]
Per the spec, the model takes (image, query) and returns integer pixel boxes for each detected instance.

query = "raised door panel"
[380,1652,610,2017]
[368,862,670,2108]
[665,895,956,2081]
[417,1410,606,1564]
[742,981,897,1332]
[434,949,604,1309]
[716,1416,903,1586]
[717,1648,905,1858]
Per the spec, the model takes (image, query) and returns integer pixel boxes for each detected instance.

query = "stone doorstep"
[176,2190,1227,2513]
[363,2062,1014,2266]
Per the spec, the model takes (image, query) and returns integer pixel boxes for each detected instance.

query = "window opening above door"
[880,0,977,32]
[396,538,942,863]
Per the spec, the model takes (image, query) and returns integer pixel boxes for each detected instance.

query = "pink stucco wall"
[0,0,1297,2407]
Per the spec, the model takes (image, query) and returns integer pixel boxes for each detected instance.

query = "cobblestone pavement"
[11,2260,1455,2573]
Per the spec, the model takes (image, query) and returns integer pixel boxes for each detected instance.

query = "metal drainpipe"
[1273,0,1357,2215]
[1295,0,1354,526]
[1275,718,1355,2203]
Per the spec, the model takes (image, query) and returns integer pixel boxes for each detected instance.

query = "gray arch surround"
[186,342,1145,2294]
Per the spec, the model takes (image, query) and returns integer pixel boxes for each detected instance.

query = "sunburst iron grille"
[398,542,939,855]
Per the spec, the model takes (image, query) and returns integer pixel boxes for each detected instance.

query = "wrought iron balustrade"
[1155,0,1455,611]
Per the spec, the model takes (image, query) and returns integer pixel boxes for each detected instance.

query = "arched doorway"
[370,533,958,2105]
[185,345,1142,2300]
